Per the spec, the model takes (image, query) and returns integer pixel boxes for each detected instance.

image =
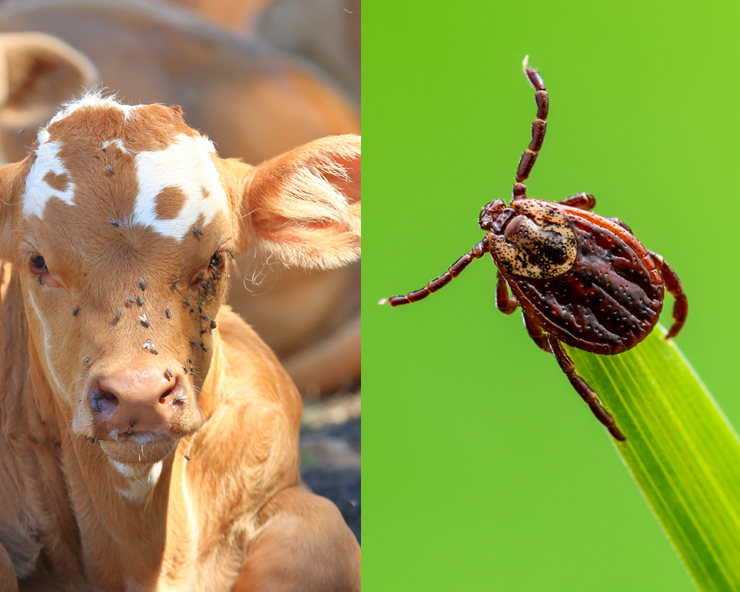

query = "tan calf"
[0,0,361,393]
[0,94,360,591]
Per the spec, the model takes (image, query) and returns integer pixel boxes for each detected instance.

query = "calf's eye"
[209,252,224,268]
[30,254,47,274]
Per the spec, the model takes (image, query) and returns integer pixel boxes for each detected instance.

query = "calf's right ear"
[0,32,98,129]
[231,134,361,270]
[0,161,27,261]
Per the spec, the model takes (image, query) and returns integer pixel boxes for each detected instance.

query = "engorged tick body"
[383,58,688,441]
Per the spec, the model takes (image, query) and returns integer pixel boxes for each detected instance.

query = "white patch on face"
[47,93,139,127]
[26,291,65,397]
[111,459,164,504]
[23,94,138,220]
[102,138,131,154]
[22,140,77,220]
[132,134,228,241]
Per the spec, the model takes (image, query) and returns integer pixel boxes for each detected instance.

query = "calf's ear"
[0,161,26,261]
[0,32,98,128]
[233,134,360,270]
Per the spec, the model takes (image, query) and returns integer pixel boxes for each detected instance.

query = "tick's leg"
[649,250,688,339]
[513,57,549,201]
[496,271,518,314]
[382,236,491,306]
[547,335,626,441]
[522,311,551,353]
[559,193,596,210]
[558,194,635,234]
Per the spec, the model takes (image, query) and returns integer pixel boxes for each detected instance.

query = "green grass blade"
[566,327,740,592]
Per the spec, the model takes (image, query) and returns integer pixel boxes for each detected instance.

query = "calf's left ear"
[230,134,360,270]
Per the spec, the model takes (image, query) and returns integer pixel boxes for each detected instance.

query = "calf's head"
[0,94,360,464]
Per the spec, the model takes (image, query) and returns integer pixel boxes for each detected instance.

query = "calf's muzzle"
[89,366,186,437]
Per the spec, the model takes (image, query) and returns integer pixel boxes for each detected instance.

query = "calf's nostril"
[159,387,174,405]
[90,389,119,415]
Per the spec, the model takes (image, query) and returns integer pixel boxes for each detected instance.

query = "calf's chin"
[98,436,181,465]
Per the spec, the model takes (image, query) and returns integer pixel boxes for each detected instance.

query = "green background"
[364,1,740,590]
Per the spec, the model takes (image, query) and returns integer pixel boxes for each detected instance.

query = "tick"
[382,58,688,441]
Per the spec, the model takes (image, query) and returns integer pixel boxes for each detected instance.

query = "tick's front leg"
[513,58,549,201]
[559,192,595,210]
[547,335,626,441]
[382,236,491,306]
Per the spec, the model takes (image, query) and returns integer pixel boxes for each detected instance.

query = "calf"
[0,94,361,591]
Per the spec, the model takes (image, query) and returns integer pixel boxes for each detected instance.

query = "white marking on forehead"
[47,93,139,128]
[111,459,164,503]
[132,133,228,241]
[102,138,131,154]
[23,93,136,220]
[22,140,76,219]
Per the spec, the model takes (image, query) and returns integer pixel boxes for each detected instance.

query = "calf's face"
[0,95,360,464]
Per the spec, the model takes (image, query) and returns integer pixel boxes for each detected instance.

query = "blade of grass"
[566,326,740,592]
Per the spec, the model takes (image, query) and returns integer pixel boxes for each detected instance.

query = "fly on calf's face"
[382,57,688,442]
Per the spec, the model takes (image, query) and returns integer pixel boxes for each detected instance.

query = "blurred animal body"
[168,0,361,100]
